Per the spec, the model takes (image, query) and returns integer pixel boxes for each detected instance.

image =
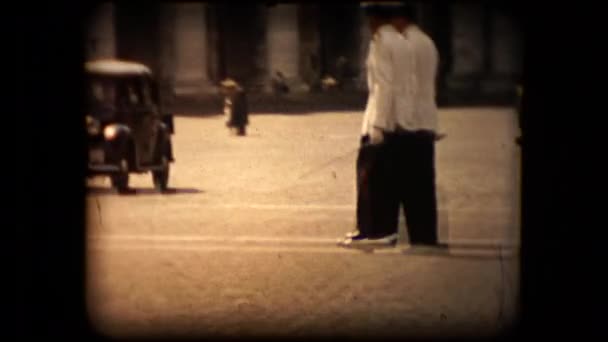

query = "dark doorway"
[318,4,360,80]
[114,3,161,74]
[214,4,267,90]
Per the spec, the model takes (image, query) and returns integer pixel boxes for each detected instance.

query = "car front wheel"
[111,158,130,193]
[152,156,169,192]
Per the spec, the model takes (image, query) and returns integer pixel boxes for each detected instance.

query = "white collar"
[373,24,399,41]
[378,24,398,34]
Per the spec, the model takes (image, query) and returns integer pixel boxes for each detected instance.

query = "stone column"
[265,4,305,93]
[86,3,116,60]
[173,3,214,96]
[249,6,270,92]
[297,4,322,92]
[158,4,176,104]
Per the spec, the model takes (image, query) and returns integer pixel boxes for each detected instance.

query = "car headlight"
[103,125,119,140]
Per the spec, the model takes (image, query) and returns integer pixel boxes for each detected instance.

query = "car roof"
[85,59,152,76]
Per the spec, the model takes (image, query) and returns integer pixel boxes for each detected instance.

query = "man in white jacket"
[340,2,417,246]
[385,4,443,247]
[340,2,443,248]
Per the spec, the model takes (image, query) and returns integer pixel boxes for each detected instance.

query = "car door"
[125,77,159,166]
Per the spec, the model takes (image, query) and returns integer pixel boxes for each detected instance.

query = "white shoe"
[371,233,398,245]
[344,229,360,238]
[338,233,398,247]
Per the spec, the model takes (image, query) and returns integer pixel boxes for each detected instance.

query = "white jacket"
[361,24,439,136]
[361,24,416,136]
[405,25,439,133]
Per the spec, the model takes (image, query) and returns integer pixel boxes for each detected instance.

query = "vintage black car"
[85,60,174,193]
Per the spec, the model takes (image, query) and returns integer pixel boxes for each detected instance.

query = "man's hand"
[370,127,384,145]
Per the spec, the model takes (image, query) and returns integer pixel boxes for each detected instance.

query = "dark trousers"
[386,130,438,244]
[356,132,438,244]
[355,136,393,238]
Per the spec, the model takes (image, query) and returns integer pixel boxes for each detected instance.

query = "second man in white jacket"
[340,2,417,246]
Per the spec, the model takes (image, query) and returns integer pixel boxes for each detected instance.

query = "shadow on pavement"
[341,244,519,260]
[168,92,368,117]
[87,186,203,196]
[167,91,516,117]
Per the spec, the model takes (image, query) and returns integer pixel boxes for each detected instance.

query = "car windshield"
[87,75,155,120]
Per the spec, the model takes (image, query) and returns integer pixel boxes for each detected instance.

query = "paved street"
[85,107,521,339]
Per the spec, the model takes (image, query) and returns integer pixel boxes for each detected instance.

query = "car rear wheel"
[111,158,130,193]
[152,155,169,192]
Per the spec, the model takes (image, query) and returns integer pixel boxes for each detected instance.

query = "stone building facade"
[85,1,523,105]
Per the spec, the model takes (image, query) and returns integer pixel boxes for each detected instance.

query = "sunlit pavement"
[86,108,521,339]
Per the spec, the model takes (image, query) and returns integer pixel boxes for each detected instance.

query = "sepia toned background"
[84,1,523,339]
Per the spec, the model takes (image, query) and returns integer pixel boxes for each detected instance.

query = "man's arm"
[369,34,394,133]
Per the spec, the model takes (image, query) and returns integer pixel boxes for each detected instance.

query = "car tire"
[111,158,130,194]
[152,155,169,192]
